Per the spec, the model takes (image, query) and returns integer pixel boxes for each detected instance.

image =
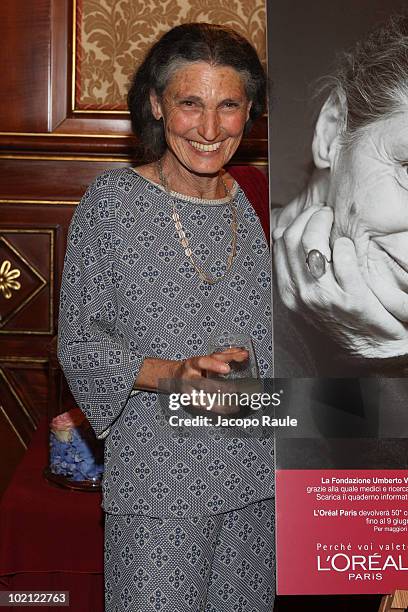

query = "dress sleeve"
[57,175,144,437]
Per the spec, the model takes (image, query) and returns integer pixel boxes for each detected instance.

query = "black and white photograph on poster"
[268,1,408,610]
[269,0,408,378]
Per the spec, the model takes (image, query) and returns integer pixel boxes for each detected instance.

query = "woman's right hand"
[173,347,249,379]
[134,348,249,413]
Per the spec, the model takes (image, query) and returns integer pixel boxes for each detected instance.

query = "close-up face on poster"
[0,1,407,612]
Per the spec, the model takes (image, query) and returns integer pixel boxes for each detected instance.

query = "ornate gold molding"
[0,199,79,206]
[0,368,36,430]
[0,357,48,364]
[0,132,128,138]
[0,230,54,335]
[0,153,132,162]
[0,403,27,450]
[0,260,21,299]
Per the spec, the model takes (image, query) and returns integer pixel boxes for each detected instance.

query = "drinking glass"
[207,332,258,379]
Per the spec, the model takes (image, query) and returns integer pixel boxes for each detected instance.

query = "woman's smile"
[187,139,223,153]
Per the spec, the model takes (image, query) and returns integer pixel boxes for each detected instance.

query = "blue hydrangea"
[49,426,104,481]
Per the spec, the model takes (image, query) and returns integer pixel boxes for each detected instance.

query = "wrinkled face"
[329,112,408,322]
[150,62,252,176]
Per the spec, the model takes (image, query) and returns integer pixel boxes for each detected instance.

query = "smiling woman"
[148,62,252,186]
[58,22,274,612]
[328,112,408,324]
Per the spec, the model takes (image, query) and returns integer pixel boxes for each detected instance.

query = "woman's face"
[329,112,408,321]
[150,62,252,176]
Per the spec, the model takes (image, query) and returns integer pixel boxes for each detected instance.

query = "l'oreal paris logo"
[317,553,408,572]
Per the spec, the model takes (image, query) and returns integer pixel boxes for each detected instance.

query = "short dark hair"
[319,13,408,145]
[127,22,266,159]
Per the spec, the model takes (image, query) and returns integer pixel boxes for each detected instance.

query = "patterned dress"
[58,167,274,611]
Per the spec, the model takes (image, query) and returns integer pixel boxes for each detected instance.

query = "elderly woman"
[58,23,274,612]
[273,14,408,377]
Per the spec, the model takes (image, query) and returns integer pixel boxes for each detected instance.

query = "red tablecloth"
[0,419,104,611]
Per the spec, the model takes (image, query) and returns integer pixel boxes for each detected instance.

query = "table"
[0,419,104,611]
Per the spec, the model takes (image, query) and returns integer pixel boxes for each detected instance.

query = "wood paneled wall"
[0,0,267,495]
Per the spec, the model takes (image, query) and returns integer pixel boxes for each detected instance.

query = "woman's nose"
[197,109,221,141]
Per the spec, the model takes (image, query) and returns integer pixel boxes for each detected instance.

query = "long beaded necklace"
[157,159,238,285]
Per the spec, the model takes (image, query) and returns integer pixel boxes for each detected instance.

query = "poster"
[273,379,408,597]
[268,0,408,602]
[276,468,408,594]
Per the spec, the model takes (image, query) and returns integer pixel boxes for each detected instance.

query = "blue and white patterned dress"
[58,167,274,611]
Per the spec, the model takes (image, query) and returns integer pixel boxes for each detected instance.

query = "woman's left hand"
[272,206,408,358]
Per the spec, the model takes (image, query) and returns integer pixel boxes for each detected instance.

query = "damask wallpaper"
[75,0,266,111]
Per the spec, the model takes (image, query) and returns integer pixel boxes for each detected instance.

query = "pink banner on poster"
[276,469,408,594]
